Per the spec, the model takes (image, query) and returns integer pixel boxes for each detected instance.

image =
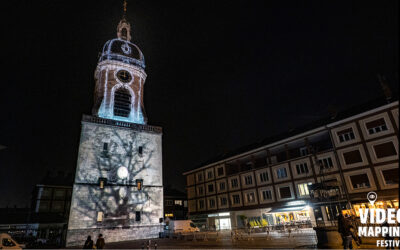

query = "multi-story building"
[164,188,188,220]
[183,99,398,230]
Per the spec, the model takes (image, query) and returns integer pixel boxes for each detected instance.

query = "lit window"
[337,128,355,142]
[174,200,183,206]
[97,212,104,222]
[99,178,107,189]
[298,183,312,196]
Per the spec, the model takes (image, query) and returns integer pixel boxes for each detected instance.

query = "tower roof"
[98,0,145,69]
[99,38,145,69]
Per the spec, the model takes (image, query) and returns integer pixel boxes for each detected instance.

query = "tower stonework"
[66,12,163,247]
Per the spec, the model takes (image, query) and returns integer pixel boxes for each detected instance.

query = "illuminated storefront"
[342,199,399,217]
[207,212,231,230]
[264,205,312,226]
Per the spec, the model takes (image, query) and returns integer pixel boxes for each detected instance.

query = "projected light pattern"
[93,62,147,125]
[66,122,163,246]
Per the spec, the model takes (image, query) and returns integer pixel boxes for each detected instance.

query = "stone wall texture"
[66,120,163,247]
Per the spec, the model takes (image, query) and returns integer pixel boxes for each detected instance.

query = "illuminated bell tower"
[67,1,163,246]
[92,6,147,124]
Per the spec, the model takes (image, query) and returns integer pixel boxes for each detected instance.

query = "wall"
[67,120,163,246]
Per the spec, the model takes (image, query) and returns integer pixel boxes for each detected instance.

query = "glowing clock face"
[116,70,132,83]
[117,166,129,179]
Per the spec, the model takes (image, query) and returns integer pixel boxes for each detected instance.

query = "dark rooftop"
[188,96,399,171]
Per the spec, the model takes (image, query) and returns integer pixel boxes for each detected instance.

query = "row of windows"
[333,112,396,146]
[196,166,225,183]
[102,142,143,156]
[165,199,184,206]
[192,183,312,212]
[190,165,399,212]
[193,138,397,197]
[97,211,141,222]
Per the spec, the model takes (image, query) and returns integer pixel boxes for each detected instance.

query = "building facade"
[66,10,163,246]
[164,188,188,220]
[184,100,398,230]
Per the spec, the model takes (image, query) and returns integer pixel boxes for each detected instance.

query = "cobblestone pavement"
[103,229,318,249]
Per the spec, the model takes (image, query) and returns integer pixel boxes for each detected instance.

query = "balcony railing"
[82,114,162,133]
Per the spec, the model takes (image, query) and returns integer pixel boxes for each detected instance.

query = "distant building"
[0,171,73,246]
[30,171,73,241]
[164,188,188,220]
[183,99,399,230]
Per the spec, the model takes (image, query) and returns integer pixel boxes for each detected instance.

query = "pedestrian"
[95,234,105,249]
[154,241,158,249]
[337,214,346,246]
[83,236,93,249]
[342,216,354,249]
[350,215,361,246]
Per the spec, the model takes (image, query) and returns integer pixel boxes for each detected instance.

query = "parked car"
[0,233,25,249]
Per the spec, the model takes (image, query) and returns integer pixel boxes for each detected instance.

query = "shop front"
[207,212,232,230]
[261,201,313,228]
[343,199,399,217]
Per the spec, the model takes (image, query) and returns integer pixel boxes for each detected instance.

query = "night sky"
[0,1,398,207]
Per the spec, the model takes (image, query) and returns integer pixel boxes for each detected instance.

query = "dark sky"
[0,1,398,207]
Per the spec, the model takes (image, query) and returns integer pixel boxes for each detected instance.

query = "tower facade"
[66,10,163,247]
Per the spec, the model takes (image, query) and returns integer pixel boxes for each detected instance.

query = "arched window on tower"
[114,88,131,117]
[121,28,127,39]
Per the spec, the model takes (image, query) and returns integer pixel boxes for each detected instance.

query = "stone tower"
[66,4,163,246]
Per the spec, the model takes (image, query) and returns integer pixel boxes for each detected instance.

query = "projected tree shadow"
[73,127,161,229]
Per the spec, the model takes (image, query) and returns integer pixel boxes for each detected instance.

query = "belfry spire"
[117,0,131,41]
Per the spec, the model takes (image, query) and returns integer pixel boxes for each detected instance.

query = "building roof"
[184,96,399,175]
